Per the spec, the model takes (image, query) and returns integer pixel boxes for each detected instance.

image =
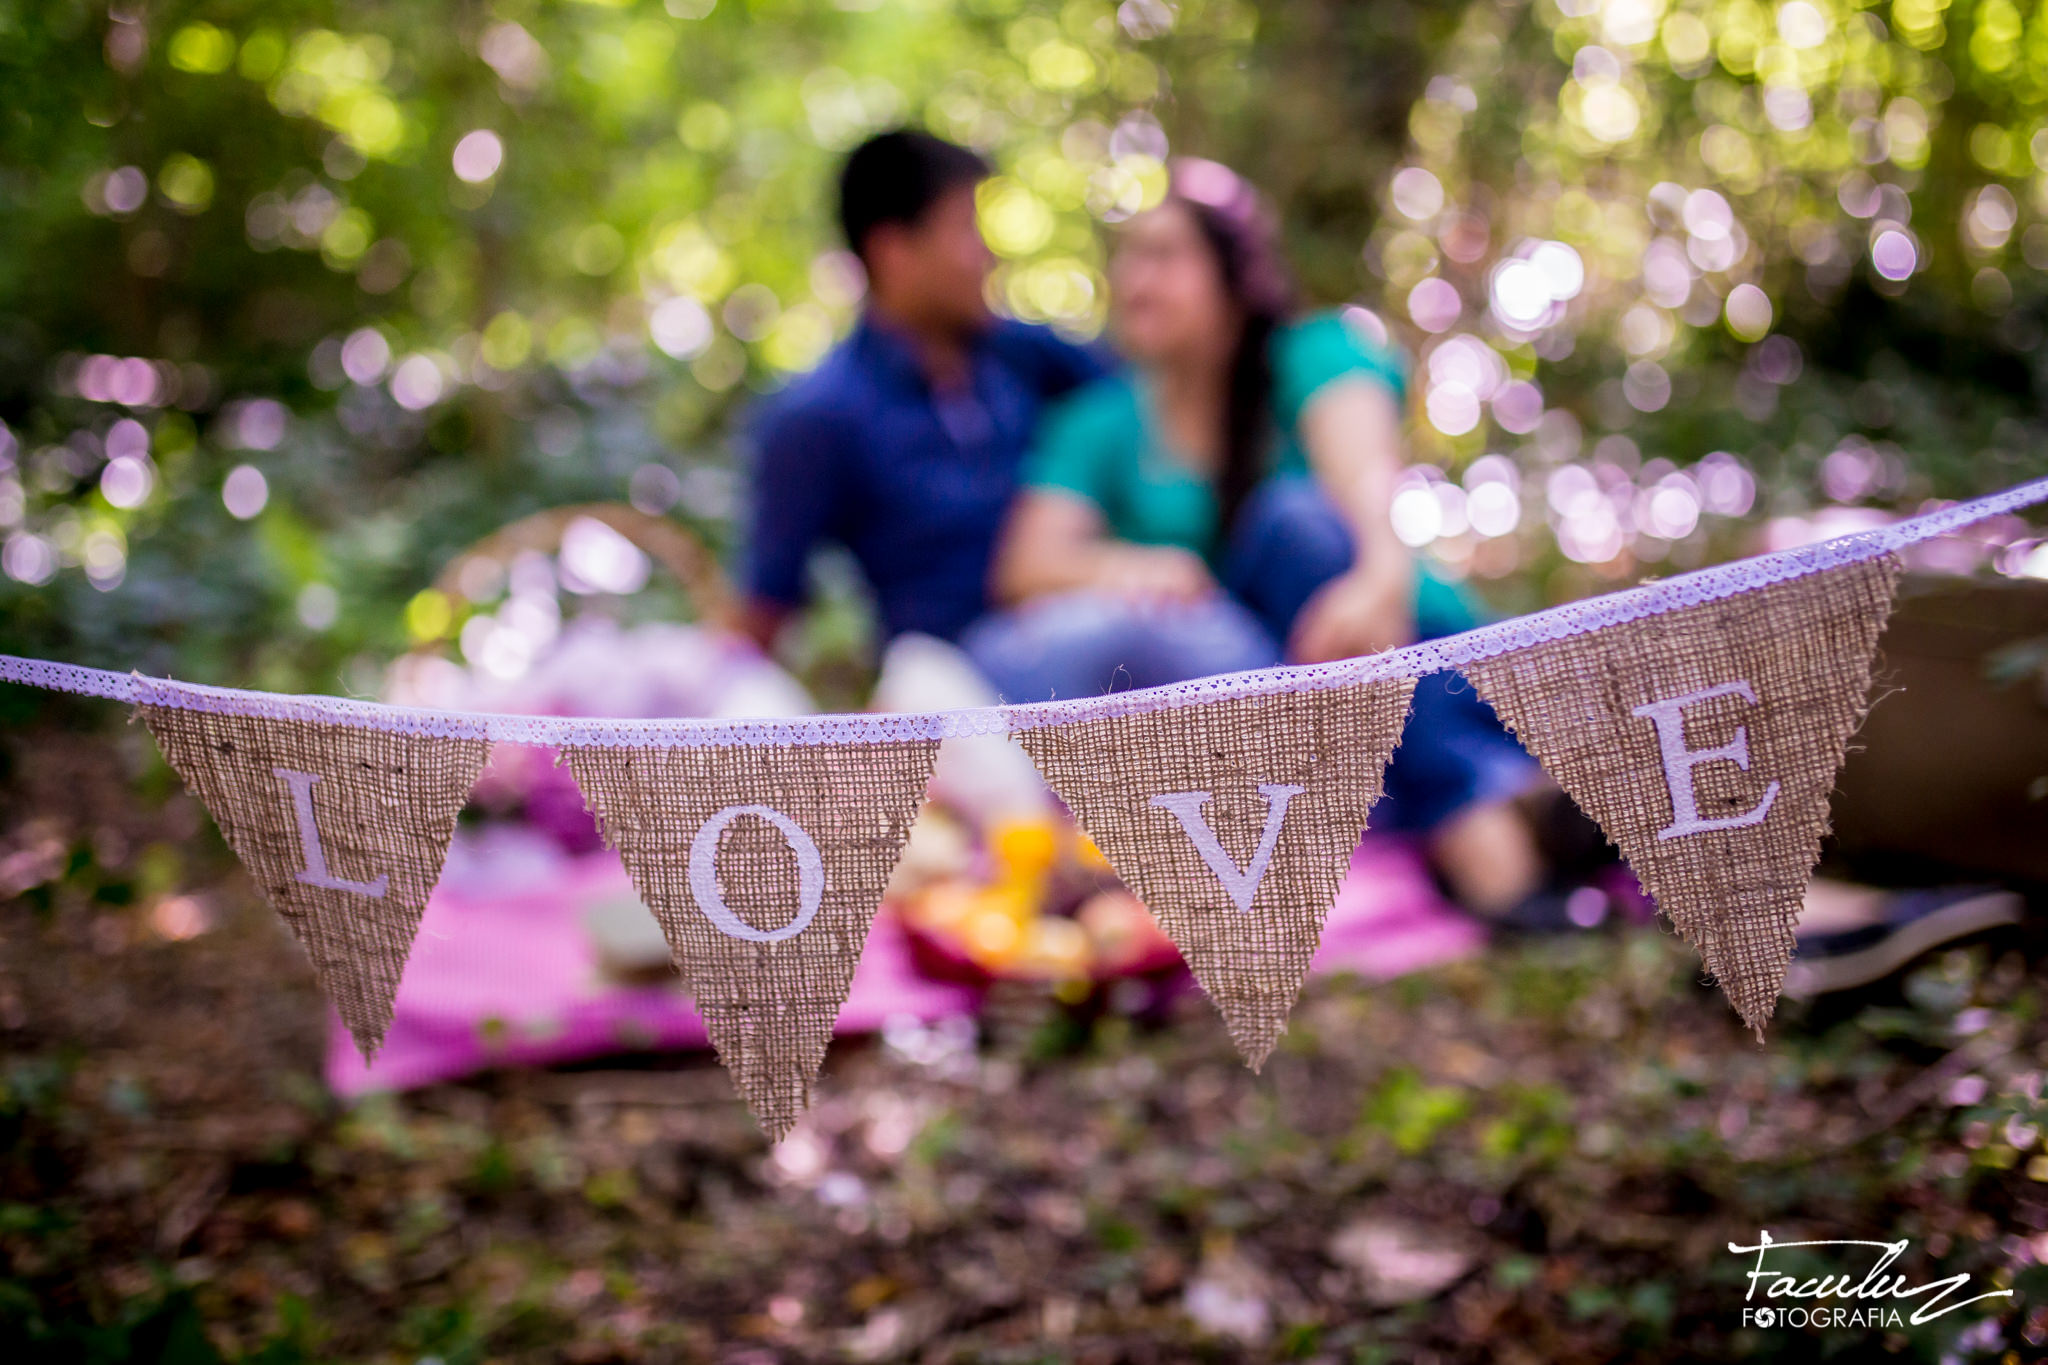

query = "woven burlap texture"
[566,740,937,1141]
[1464,556,1902,1035]
[1019,680,1416,1070]
[139,706,488,1062]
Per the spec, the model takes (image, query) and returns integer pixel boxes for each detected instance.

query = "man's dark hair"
[837,129,990,261]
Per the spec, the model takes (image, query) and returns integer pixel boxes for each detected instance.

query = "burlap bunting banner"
[1463,556,1903,1034]
[138,706,489,1062]
[565,739,938,1140]
[1017,681,1416,1070]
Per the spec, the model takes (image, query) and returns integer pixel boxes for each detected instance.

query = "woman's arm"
[1288,376,1418,662]
[990,489,1215,606]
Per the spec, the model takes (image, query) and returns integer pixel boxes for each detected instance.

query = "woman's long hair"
[1166,158,1297,541]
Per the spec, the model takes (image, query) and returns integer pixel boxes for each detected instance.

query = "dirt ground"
[4,717,2048,1363]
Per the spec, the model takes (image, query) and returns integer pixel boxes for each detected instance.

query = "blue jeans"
[960,477,1538,834]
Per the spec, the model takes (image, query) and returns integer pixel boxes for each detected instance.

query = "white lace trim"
[5,476,2043,747]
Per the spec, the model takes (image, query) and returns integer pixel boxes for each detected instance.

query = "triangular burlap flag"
[138,704,488,1061]
[1017,681,1416,1069]
[565,739,938,1140]
[1464,555,1902,1034]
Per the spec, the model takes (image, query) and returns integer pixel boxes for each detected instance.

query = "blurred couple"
[738,129,1587,927]
[737,125,2025,981]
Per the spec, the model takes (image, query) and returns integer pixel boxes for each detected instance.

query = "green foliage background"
[0,0,2042,697]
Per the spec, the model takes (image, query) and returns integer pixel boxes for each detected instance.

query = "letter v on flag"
[1149,784,1304,913]
[1017,681,1415,1070]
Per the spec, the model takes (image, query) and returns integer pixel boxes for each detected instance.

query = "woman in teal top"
[963,158,1550,916]
[1006,310,1481,642]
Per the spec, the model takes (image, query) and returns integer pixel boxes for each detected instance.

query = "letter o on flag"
[686,803,826,943]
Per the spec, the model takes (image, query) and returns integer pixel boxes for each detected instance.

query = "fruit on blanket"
[900,808,1184,983]
[990,817,1060,884]
[1013,916,1092,980]
[1077,889,1180,976]
[887,805,973,898]
[965,908,1024,962]
[906,882,979,934]
[1074,832,1112,872]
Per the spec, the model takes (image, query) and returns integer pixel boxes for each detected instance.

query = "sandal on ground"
[1782,886,2025,997]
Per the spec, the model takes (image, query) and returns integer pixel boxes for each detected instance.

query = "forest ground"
[4,720,2047,1364]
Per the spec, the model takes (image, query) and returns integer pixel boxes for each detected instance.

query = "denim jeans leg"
[959,591,1281,702]
[1372,670,1543,833]
[1217,475,1357,644]
[1215,473,1541,835]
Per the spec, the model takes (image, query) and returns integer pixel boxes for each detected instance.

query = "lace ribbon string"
[2,474,2043,747]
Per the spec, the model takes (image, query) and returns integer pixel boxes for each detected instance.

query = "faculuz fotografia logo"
[1732,1230,2014,1332]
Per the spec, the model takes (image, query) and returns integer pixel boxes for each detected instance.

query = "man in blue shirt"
[739,130,1106,648]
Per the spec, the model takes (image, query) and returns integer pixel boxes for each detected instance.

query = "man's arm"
[736,399,846,651]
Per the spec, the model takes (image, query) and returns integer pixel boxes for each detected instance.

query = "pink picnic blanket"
[327,825,1482,1097]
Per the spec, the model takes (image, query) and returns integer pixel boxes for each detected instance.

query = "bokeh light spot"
[452,130,505,183]
[222,465,269,520]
